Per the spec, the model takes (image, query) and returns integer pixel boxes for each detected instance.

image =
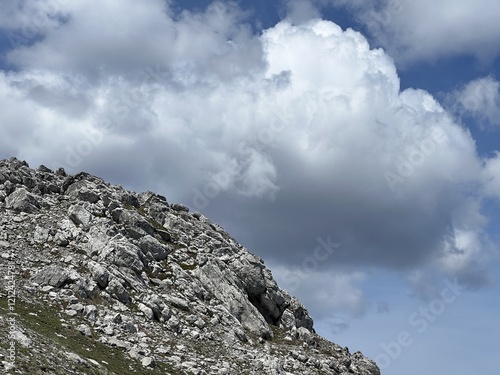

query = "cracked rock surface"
[0,157,380,375]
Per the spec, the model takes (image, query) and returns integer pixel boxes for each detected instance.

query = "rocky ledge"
[0,157,380,375]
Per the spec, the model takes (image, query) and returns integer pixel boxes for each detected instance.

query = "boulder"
[5,188,40,213]
[138,303,154,320]
[171,203,189,212]
[195,259,272,339]
[88,261,109,288]
[68,205,93,226]
[32,266,69,288]
[66,180,101,203]
[106,278,130,304]
[139,235,171,261]
[99,240,146,274]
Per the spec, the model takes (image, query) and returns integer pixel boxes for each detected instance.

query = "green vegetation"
[147,218,165,232]
[178,263,197,271]
[122,203,134,211]
[0,297,181,374]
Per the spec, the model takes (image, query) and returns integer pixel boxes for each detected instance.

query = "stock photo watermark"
[58,64,171,171]
[4,262,18,370]
[374,278,462,370]
[7,0,71,49]
[455,77,500,129]
[281,236,340,293]
[377,102,449,193]
[362,0,416,37]
[459,77,499,114]
[192,109,290,210]
[191,88,343,210]
[384,127,447,193]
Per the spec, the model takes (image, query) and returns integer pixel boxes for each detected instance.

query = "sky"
[0,1,499,374]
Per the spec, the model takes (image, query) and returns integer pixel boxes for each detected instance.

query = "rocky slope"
[0,157,380,375]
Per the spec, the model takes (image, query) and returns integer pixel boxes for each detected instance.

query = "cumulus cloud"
[4,0,264,82]
[328,0,500,65]
[270,264,369,318]
[0,0,64,34]
[482,152,500,201]
[450,76,500,129]
[284,0,321,25]
[0,1,497,314]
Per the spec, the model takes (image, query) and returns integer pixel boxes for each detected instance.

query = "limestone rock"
[88,261,109,288]
[141,356,156,368]
[139,234,171,261]
[66,180,101,203]
[0,157,381,375]
[32,266,69,288]
[106,278,130,304]
[5,187,40,213]
[68,204,93,226]
[76,324,92,337]
[138,302,154,320]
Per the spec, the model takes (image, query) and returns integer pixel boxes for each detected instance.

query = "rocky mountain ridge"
[0,157,380,375]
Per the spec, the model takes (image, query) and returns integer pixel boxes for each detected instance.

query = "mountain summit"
[0,157,380,375]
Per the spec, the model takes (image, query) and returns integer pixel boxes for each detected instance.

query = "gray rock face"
[99,240,146,274]
[139,234,171,260]
[0,157,381,375]
[106,278,131,304]
[5,187,40,213]
[88,261,109,288]
[68,204,93,226]
[32,266,69,287]
[66,180,101,203]
[196,258,272,338]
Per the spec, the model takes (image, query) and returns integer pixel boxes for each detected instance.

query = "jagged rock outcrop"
[0,157,380,375]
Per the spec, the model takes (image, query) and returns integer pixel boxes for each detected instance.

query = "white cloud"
[483,152,500,201]
[4,0,264,82]
[441,228,483,272]
[271,264,369,318]
[329,0,500,65]
[0,2,496,313]
[284,0,321,25]
[450,76,500,129]
[0,0,64,34]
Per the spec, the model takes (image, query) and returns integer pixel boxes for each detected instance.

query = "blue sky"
[1,1,499,374]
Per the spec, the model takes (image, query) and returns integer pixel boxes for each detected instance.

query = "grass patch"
[0,297,181,374]
[269,324,297,347]
[123,203,134,211]
[147,218,166,232]
[178,263,197,271]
